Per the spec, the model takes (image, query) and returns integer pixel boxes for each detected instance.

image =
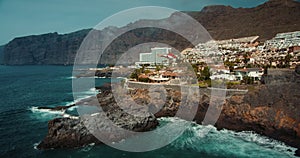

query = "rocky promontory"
[37,92,158,149]
[37,117,101,149]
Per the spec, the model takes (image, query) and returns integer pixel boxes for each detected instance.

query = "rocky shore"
[38,68,300,156]
[75,67,131,78]
[37,91,158,149]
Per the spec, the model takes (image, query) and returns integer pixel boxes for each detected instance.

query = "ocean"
[0,65,296,158]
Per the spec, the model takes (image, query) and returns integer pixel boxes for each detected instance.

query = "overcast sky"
[0,0,268,45]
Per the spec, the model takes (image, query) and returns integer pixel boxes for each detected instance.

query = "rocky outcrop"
[38,111,158,149]
[2,0,300,65]
[76,69,113,78]
[37,104,76,111]
[37,117,101,149]
[37,91,158,149]
[95,70,112,78]
[213,83,300,150]
[261,69,300,84]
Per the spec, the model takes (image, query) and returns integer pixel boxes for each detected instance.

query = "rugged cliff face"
[2,0,300,65]
[214,82,300,149]
[3,29,90,65]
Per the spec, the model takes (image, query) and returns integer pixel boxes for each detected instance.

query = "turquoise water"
[0,65,296,158]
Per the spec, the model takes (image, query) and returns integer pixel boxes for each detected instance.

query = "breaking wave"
[159,117,297,158]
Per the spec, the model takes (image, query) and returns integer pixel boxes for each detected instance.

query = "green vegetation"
[144,69,151,74]
[198,82,208,88]
[198,80,211,88]
[155,65,163,71]
[242,76,254,84]
[139,78,149,83]
[200,66,211,81]
[130,69,142,80]
[226,81,241,88]
[192,64,211,81]
[224,60,235,72]
[243,54,250,65]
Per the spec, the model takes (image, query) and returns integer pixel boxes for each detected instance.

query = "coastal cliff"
[2,0,300,65]
[3,29,90,65]
[39,68,300,156]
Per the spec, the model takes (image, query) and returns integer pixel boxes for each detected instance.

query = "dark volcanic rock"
[38,104,76,111]
[37,118,101,149]
[38,91,158,149]
[296,149,300,157]
[95,69,112,78]
[296,65,300,75]
[213,71,300,155]
[2,0,300,65]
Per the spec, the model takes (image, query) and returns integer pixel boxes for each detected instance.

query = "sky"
[0,0,268,45]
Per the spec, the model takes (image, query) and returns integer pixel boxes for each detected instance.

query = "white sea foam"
[63,113,79,119]
[71,87,98,96]
[33,142,40,150]
[80,143,96,152]
[158,117,297,157]
[91,113,100,117]
[65,76,76,79]
[30,87,100,119]
[30,106,81,119]
[30,106,65,115]
[224,130,297,155]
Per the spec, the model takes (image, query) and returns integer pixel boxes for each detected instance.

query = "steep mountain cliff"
[2,0,300,65]
[3,29,90,65]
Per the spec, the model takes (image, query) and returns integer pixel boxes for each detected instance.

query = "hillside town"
[127,31,300,87]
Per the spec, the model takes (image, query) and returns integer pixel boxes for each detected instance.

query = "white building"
[210,68,236,81]
[234,68,264,81]
[137,47,171,66]
[210,74,236,81]
[265,31,300,49]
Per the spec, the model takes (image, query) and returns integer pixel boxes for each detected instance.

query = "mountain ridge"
[2,0,300,65]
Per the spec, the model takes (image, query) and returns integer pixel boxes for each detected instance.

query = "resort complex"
[125,31,300,86]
